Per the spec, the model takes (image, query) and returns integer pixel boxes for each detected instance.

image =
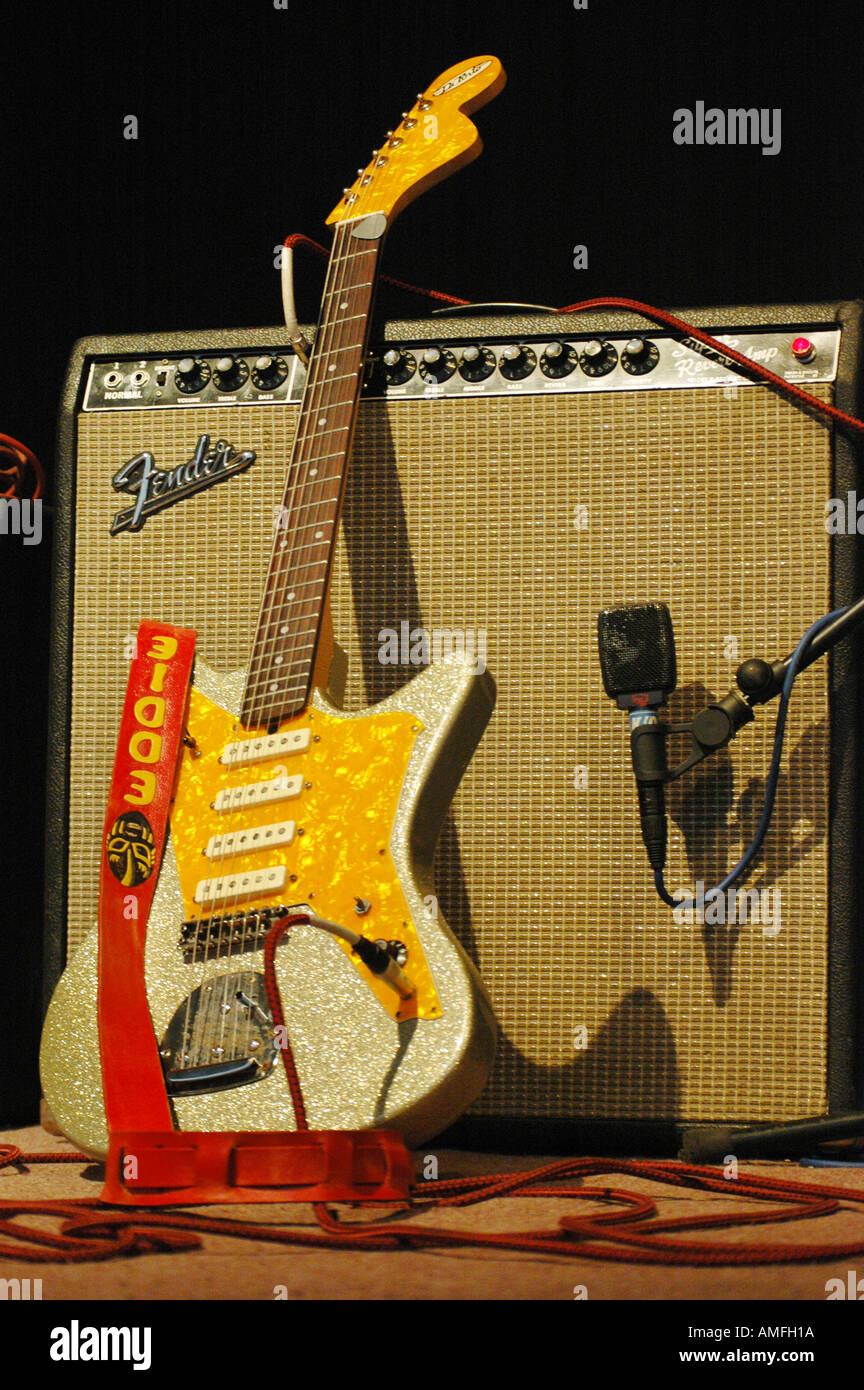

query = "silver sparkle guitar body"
[40,652,497,1158]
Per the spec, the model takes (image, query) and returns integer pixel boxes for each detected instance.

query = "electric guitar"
[41,56,506,1157]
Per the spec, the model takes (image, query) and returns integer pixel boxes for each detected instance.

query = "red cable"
[261,912,310,1131]
[284,235,864,443]
[0,433,44,500]
[283,233,469,308]
[3,1142,864,1265]
[558,296,864,439]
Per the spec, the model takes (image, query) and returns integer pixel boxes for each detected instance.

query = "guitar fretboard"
[240,219,383,728]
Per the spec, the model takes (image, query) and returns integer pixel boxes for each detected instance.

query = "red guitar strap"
[97,621,412,1206]
[97,621,195,1135]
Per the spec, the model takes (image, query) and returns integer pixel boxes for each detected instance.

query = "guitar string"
[178,227,358,1072]
[244,228,364,716]
[227,224,373,1067]
[182,221,375,1076]
[197,224,360,1070]
[244,225,377,720]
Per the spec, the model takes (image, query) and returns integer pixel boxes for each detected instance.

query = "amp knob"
[382,347,416,385]
[578,339,618,377]
[458,344,496,382]
[499,343,537,381]
[418,346,456,383]
[174,357,211,394]
[213,355,249,392]
[540,341,578,379]
[620,338,660,376]
[251,354,289,391]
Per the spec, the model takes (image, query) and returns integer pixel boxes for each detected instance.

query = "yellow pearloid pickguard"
[169,689,439,1021]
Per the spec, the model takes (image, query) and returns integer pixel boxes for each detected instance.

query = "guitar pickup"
[213,773,303,812]
[220,728,311,766]
[204,821,296,859]
[194,864,287,906]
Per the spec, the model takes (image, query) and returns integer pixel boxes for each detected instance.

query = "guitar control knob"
[499,343,537,381]
[540,341,578,379]
[458,344,496,381]
[578,339,618,377]
[251,354,289,391]
[418,346,456,383]
[620,337,660,375]
[382,348,416,385]
[174,357,211,394]
[213,355,249,392]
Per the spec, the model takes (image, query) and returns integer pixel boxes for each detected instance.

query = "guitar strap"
[97,620,195,1137]
[97,621,411,1206]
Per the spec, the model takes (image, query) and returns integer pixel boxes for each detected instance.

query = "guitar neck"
[240,54,505,728]
[240,217,384,729]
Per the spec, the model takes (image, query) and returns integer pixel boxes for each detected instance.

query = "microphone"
[597,602,677,872]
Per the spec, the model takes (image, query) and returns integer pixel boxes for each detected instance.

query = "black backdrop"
[2,0,862,1121]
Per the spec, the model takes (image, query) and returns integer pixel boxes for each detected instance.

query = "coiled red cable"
[3,1140,864,1265]
[0,433,44,500]
[5,915,864,1268]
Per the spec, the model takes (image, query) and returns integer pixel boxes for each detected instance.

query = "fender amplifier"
[46,302,864,1148]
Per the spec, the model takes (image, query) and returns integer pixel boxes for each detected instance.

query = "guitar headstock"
[326,56,505,228]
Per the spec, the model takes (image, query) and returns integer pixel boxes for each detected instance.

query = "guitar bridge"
[179,905,291,962]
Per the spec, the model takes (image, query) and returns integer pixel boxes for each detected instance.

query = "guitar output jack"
[375,938,408,966]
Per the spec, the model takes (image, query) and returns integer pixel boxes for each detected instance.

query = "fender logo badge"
[110,434,256,534]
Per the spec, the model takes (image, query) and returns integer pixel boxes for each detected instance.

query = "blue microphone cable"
[654,607,848,914]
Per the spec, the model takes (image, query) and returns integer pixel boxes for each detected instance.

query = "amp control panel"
[81,328,841,411]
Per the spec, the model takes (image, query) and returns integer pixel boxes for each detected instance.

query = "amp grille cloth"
[69,384,831,1122]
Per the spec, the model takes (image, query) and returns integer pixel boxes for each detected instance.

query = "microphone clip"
[631,688,755,786]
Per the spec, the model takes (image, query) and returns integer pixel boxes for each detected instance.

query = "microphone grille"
[597,602,677,700]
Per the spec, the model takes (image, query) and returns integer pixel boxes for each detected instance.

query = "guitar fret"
[301,370,356,386]
[258,614,323,629]
[249,675,310,695]
[274,533,333,552]
[297,423,350,442]
[268,557,329,576]
[249,661,311,682]
[258,577,325,594]
[277,518,334,535]
[255,629,320,645]
[259,641,315,658]
[248,650,312,671]
[279,453,343,469]
[317,311,367,325]
[323,280,374,296]
[278,492,342,515]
